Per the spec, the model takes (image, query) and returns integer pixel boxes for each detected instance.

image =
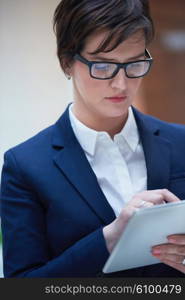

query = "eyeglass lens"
[91,61,150,79]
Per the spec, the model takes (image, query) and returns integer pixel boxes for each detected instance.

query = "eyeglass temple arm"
[145,49,152,59]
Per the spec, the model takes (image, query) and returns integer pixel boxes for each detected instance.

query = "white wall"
[0,0,73,170]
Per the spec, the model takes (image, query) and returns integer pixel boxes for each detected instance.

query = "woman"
[1,0,185,277]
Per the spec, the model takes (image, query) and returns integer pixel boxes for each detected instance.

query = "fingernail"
[152,253,161,256]
[152,249,161,254]
[168,238,176,243]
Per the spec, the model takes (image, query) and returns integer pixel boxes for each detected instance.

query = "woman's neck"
[72,104,128,138]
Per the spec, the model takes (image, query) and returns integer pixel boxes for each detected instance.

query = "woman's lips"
[105,96,127,103]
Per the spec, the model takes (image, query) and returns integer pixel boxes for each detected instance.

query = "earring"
[66,74,71,80]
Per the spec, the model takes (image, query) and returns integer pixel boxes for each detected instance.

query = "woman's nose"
[110,68,127,90]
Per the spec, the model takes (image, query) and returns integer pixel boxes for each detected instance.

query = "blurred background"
[0,0,185,277]
[136,0,185,122]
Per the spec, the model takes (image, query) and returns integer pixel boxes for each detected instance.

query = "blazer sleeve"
[0,150,109,277]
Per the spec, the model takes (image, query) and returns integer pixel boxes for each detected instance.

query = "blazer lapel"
[133,107,171,190]
[52,106,116,225]
[51,105,171,224]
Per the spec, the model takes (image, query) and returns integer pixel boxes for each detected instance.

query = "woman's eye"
[94,63,109,70]
[129,62,143,69]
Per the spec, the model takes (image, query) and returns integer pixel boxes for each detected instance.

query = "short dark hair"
[53,0,154,74]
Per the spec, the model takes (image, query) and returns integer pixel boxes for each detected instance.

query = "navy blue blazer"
[1,105,185,277]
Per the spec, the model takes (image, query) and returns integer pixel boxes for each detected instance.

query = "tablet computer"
[103,200,185,273]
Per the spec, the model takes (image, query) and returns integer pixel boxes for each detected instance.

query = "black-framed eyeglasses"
[74,49,153,80]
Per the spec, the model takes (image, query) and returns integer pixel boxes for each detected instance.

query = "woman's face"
[70,30,146,127]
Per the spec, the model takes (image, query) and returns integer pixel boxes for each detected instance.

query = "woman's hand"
[103,189,180,253]
[152,234,185,274]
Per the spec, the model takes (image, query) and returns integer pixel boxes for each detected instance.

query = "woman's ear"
[65,63,74,80]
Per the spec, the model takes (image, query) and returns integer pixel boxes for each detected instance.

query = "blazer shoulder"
[136,109,185,135]
[146,116,185,149]
[4,124,55,160]
[152,116,185,137]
